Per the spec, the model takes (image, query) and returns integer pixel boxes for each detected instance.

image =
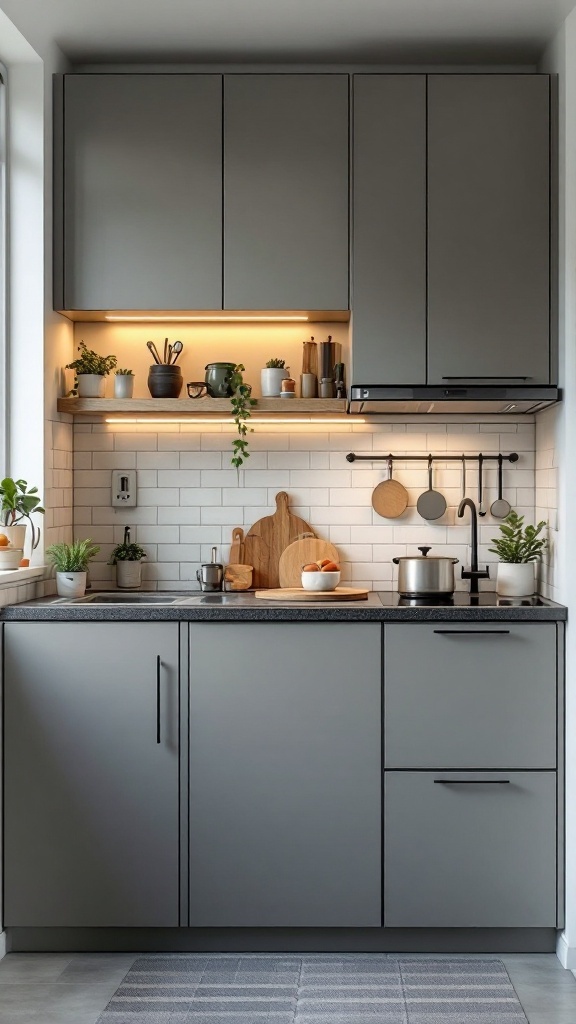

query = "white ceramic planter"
[114,374,134,399]
[56,571,87,598]
[0,548,23,569]
[496,562,535,597]
[77,374,106,398]
[261,367,288,397]
[0,524,26,549]
[116,559,142,590]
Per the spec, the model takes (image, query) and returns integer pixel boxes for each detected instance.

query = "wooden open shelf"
[57,397,349,416]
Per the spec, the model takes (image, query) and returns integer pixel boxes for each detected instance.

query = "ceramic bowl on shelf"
[301,570,341,592]
[0,547,23,570]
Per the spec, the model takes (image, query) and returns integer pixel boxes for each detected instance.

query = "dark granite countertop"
[1,591,566,622]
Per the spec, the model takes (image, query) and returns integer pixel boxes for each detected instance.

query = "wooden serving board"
[255,587,369,602]
[278,536,340,589]
[244,492,315,589]
[229,527,244,564]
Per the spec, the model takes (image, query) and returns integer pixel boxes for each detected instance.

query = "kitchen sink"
[66,593,183,605]
[179,593,254,605]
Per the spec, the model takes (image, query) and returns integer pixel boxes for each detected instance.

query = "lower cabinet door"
[4,622,180,927]
[385,771,558,927]
[189,622,382,926]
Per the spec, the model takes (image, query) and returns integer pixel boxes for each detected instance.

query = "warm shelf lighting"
[104,417,362,425]
[104,315,310,322]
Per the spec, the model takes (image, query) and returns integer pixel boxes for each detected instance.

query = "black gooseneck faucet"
[457,498,490,594]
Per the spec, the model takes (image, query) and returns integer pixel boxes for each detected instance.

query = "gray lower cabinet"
[60,74,222,310]
[352,75,427,384]
[4,622,180,927]
[384,771,558,927]
[223,74,349,310]
[188,622,382,926]
[427,74,551,384]
[384,623,558,769]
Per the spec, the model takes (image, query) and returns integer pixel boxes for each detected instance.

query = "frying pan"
[490,454,511,519]
[372,457,409,519]
[417,456,447,521]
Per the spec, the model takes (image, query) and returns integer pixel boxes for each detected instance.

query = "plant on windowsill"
[66,341,118,398]
[230,364,256,472]
[0,477,45,561]
[109,529,146,590]
[489,510,547,597]
[46,538,100,599]
[261,357,288,397]
[114,368,135,399]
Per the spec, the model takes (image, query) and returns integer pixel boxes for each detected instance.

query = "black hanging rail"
[346,452,519,464]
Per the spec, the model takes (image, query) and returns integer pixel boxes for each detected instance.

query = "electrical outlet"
[111,470,137,508]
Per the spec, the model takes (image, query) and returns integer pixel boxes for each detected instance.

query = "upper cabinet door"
[63,74,222,310]
[427,75,551,385]
[223,74,349,310]
[352,75,426,384]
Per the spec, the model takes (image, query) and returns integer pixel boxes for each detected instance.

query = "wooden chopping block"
[243,492,315,589]
[255,587,369,602]
[278,536,340,589]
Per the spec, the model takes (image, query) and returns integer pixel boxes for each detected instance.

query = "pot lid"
[396,546,455,561]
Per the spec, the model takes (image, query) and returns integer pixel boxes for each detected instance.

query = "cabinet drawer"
[384,623,557,768]
[384,771,558,927]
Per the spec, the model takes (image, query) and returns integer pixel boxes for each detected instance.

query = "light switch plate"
[111,469,137,507]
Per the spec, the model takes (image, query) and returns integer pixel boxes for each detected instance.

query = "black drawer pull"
[433,629,511,635]
[434,779,510,785]
[156,655,161,745]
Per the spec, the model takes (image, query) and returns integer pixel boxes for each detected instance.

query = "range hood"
[348,385,561,415]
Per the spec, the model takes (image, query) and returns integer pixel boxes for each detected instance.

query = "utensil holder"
[147,364,183,398]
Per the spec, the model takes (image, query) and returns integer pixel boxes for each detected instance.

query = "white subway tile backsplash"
[138,451,179,470]
[180,487,222,506]
[158,507,201,525]
[179,452,222,469]
[158,470,201,487]
[158,433,201,451]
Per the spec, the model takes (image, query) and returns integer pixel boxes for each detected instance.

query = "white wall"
[539,11,576,966]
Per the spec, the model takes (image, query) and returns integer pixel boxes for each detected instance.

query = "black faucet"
[457,498,490,594]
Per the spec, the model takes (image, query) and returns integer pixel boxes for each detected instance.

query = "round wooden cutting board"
[255,588,369,602]
[278,536,339,589]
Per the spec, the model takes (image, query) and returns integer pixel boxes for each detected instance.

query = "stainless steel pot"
[393,545,459,597]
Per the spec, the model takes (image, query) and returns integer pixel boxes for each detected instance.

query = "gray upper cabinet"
[61,74,222,310]
[223,75,349,310]
[427,75,551,384]
[188,622,381,926]
[352,75,427,384]
[4,622,180,927]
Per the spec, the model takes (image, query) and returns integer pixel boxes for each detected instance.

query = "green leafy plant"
[46,539,100,573]
[0,478,45,550]
[265,358,286,368]
[115,368,134,376]
[66,341,118,377]
[230,364,256,471]
[489,510,547,564]
[109,541,146,564]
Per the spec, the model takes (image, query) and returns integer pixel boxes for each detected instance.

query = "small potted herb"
[261,358,288,397]
[109,529,146,590]
[66,341,118,397]
[46,539,100,598]
[489,510,547,597]
[114,368,135,399]
[0,477,45,556]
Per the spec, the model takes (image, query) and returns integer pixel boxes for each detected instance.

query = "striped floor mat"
[96,954,528,1023]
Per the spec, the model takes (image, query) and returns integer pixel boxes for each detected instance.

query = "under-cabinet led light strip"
[104,315,310,322]
[104,417,362,425]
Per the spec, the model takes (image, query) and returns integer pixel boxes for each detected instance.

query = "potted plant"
[109,529,146,589]
[489,510,547,597]
[261,358,289,397]
[0,478,45,555]
[46,538,100,598]
[66,341,118,397]
[114,368,135,399]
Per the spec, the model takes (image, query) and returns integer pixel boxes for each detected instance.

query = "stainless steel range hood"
[348,385,561,415]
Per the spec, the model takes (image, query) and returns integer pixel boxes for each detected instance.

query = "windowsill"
[0,566,46,588]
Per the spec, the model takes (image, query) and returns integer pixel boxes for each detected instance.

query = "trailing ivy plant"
[230,364,256,472]
[489,510,547,564]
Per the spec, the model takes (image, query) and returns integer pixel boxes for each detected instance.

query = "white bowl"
[301,570,341,592]
[0,547,23,570]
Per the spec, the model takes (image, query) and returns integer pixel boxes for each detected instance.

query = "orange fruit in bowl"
[0,534,9,546]
[302,563,320,572]
[321,561,340,572]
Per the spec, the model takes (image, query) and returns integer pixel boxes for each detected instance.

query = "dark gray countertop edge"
[0,605,567,622]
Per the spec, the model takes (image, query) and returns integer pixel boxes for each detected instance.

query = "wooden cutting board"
[255,588,369,602]
[244,492,315,589]
[278,536,340,589]
[229,527,244,564]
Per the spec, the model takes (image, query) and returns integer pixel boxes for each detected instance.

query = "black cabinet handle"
[156,655,161,744]
[441,376,532,381]
[433,629,511,635]
[434,779,510,785]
